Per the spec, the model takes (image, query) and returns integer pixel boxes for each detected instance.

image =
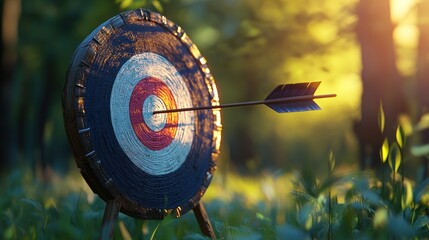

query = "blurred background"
[1,0,429,181]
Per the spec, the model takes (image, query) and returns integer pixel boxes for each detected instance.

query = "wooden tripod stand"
[100,199,216,239]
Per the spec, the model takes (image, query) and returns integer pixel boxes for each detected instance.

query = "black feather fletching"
[264,82,321,113]
[153,81,335,115]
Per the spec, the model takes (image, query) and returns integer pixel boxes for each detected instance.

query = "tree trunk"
[355,0,407,169]
[0,0,21,168]
[416,0,429,178]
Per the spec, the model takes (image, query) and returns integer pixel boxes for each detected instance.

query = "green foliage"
[285,154,429,239]
[378,102,385,134]
[328,150,335,175]
[381,138,389,163]
[115,0,167,12]
[8,0,359,176]
[0,168,277,239]
[1,169,104,239]
[2,142,429,239]
[388,142,401,173]
[280,126,429,239]
[396,125,406,149]
[4,0,429,239]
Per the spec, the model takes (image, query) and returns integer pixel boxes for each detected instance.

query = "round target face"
[62,9,221,219]
[111,53,194,175]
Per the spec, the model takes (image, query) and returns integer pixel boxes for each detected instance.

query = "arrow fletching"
[265,82,321,113]
[152,81,335,115]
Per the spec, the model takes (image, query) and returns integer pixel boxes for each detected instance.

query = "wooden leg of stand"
[100,199,121,240]
[193,201,216,239]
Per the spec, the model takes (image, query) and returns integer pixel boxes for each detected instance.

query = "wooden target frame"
[62,9,221,238]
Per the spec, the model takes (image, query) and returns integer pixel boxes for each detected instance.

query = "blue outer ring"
[62,9,221,219]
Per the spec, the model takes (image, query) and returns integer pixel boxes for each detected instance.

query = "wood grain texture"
[193,201,216,239]
[100,199,121,240]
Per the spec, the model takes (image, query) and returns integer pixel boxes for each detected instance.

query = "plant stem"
[382,166,386,200]
[327,159,332,240]
[401,152,405,215]
[328,190,332,240]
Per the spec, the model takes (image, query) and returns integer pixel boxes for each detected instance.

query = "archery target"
[62,9,221,219]
[110,52,195,175]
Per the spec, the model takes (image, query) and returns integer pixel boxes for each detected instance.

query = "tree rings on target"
[62,9,222,219]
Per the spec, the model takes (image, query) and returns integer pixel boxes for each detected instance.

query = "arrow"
[153,82,336,114]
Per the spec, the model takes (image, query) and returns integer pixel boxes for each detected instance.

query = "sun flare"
[391,0,416,22]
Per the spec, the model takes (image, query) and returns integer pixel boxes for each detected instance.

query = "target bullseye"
[111,53,195,175]
[63,9,222,219]
[129,76,178,150]
[143,95,167,131]
[62,8,333,237]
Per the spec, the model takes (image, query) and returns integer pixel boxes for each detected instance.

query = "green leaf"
[361,189,384,206]
[380,138,389,163]
[413,178,429,202]
[297,203,313,230]
[149,222,161,240]
[388,214,414,238]
[378,102,385,133]
[152,0,164,12]
[224,226,261,240]
[373,208,388,229]
[318,175,349,195]
[3,225,15,239]
[183,233,210,240]
[277,225,309,239]
[396,125,406,149]
[303,215,312,231]
[119,220,132,240]
[401,180,413,209]
[388,143,401,173]
[412,215,429,232]
[119,0,133,9]
[328,150,335,174]
[338,207,357,236]
[129,0,149,9]
[21,198,44,212]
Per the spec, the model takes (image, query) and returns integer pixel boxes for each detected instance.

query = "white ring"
[143,95,167,132]
[110,53,195,175]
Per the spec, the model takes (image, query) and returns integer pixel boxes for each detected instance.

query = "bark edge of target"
[62,9,222,219]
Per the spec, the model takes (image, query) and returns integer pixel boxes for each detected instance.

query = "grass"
[2,154,429,239]
[1,165,289,239]
[2,115,429,239]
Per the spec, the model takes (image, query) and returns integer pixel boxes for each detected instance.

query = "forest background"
[2,0,429,239]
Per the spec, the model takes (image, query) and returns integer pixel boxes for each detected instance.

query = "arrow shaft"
[153,93,336,114]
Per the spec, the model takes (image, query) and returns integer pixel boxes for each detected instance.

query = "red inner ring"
[129,77,178,150]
